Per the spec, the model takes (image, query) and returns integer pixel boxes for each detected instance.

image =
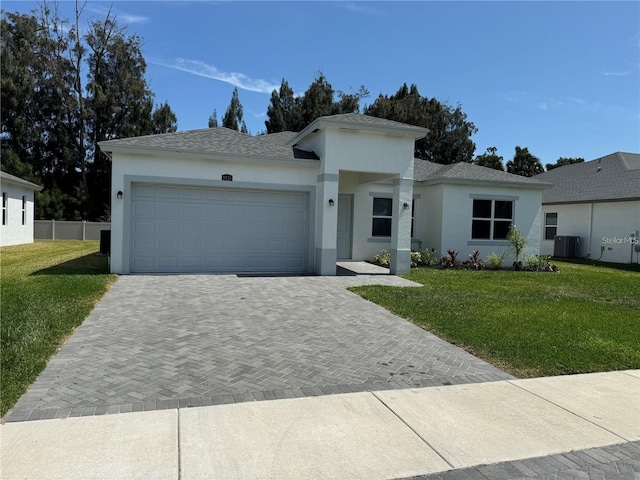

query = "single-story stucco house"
[535,152,640,264]
[99,113,550,275]
[0,171,43,247]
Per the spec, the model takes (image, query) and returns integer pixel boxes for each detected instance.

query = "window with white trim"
[471,199,513,240]
[372,197,392,237]
[2,192,7,226]
[22,196,26,225]
[544,212,557,240]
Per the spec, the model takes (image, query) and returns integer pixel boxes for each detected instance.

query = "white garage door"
[130,183,309,273]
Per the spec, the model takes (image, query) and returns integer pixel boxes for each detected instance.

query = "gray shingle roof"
[317,113,425,129]
[99,127,318,160]
[534,152,640,203]
[0,171,43,191]
[414,159,550,186]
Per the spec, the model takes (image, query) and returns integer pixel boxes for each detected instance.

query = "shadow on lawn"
[555,257,640,272]
[31,253,110,276]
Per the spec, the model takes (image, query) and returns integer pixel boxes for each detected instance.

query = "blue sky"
[6,1,640,165]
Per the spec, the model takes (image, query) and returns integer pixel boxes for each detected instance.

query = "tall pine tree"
[222,88,247,133]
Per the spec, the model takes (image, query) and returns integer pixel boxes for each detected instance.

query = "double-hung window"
[544,213,557,240]
[372,197,392,237]
[471,199,513,240]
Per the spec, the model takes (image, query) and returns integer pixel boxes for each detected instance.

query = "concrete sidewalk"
[2,370,639,480]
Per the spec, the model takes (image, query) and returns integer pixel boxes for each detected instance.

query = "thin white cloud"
[537,102,548,110]
[87,5,150,25]
[149,57,280,94]
[603,71,630,76]
[119,13,150,25]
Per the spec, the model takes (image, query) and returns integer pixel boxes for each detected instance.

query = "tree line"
[3,5,581,222]
[1,5,177,220]
[474,146,584,175]
[217,76,583,177]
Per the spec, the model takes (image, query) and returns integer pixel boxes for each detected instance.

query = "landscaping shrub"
[374,249,391,267]
[525,254,558,272]
[440,249,461,269]
[463,250,484,270]
[410,251,422,268]
[486,252,504,269]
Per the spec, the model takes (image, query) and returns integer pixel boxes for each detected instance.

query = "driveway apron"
[5,274,514,422]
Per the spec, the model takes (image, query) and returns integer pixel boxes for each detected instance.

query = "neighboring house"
[535,152,640,264]
[99,113,550,275]
[0,171,43,247]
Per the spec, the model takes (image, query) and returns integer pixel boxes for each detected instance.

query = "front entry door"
[337,194,353,260]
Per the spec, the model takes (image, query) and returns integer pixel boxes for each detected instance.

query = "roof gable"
[534,152,640,203]
[289,113,429,148]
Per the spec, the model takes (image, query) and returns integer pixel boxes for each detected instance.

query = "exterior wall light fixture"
[117,191,123,199]
[328,199,335,206]
[403,202,410,210]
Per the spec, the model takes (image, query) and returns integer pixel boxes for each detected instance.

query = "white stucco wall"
[414,184,444,256]
[540,201,640,264]
[0,183,36,247]
[110,151,320,273]
[323,129,415,178]
[411,183,543,262]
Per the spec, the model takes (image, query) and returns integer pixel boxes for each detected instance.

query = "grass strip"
[1,240,117,417]
[350,261,640,378]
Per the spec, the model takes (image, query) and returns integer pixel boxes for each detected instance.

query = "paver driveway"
[5,273,514,422]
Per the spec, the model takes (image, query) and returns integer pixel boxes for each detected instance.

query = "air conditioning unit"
[554,235,579,258]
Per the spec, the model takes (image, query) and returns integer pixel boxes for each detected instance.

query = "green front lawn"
[0,241,117,417]
[351,261,640,378]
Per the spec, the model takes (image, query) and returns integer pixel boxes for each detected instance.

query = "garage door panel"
[157,256,178,268]
[131,183,308,273]
[266,192,287,204]
[158,186,179,199]
[133,219,155,235]
[243,191,267,203]
[181,221,201,235]
[134,185,156,197]
[133,203,155,217]
[203,256,223,267]
[287,224,306,238]
[181,187,203,200]
[287,193,307,205]
[158,220,179,235]
[202,189,227,202]
[181,237,202,251]
[181,206,203,218]
[180,256,201,268]
[158,237,179,251]
[132,256,154,269]
[159,205,179,218]
[287,209,306,222]
[133,237,154,250]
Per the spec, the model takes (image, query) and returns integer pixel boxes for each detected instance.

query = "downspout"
[586,202,594,258]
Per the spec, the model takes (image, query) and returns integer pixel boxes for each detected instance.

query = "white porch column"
[315,173,339,275]
[390,177,413,275]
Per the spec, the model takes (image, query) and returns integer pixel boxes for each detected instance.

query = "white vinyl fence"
[34,220,111,241]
